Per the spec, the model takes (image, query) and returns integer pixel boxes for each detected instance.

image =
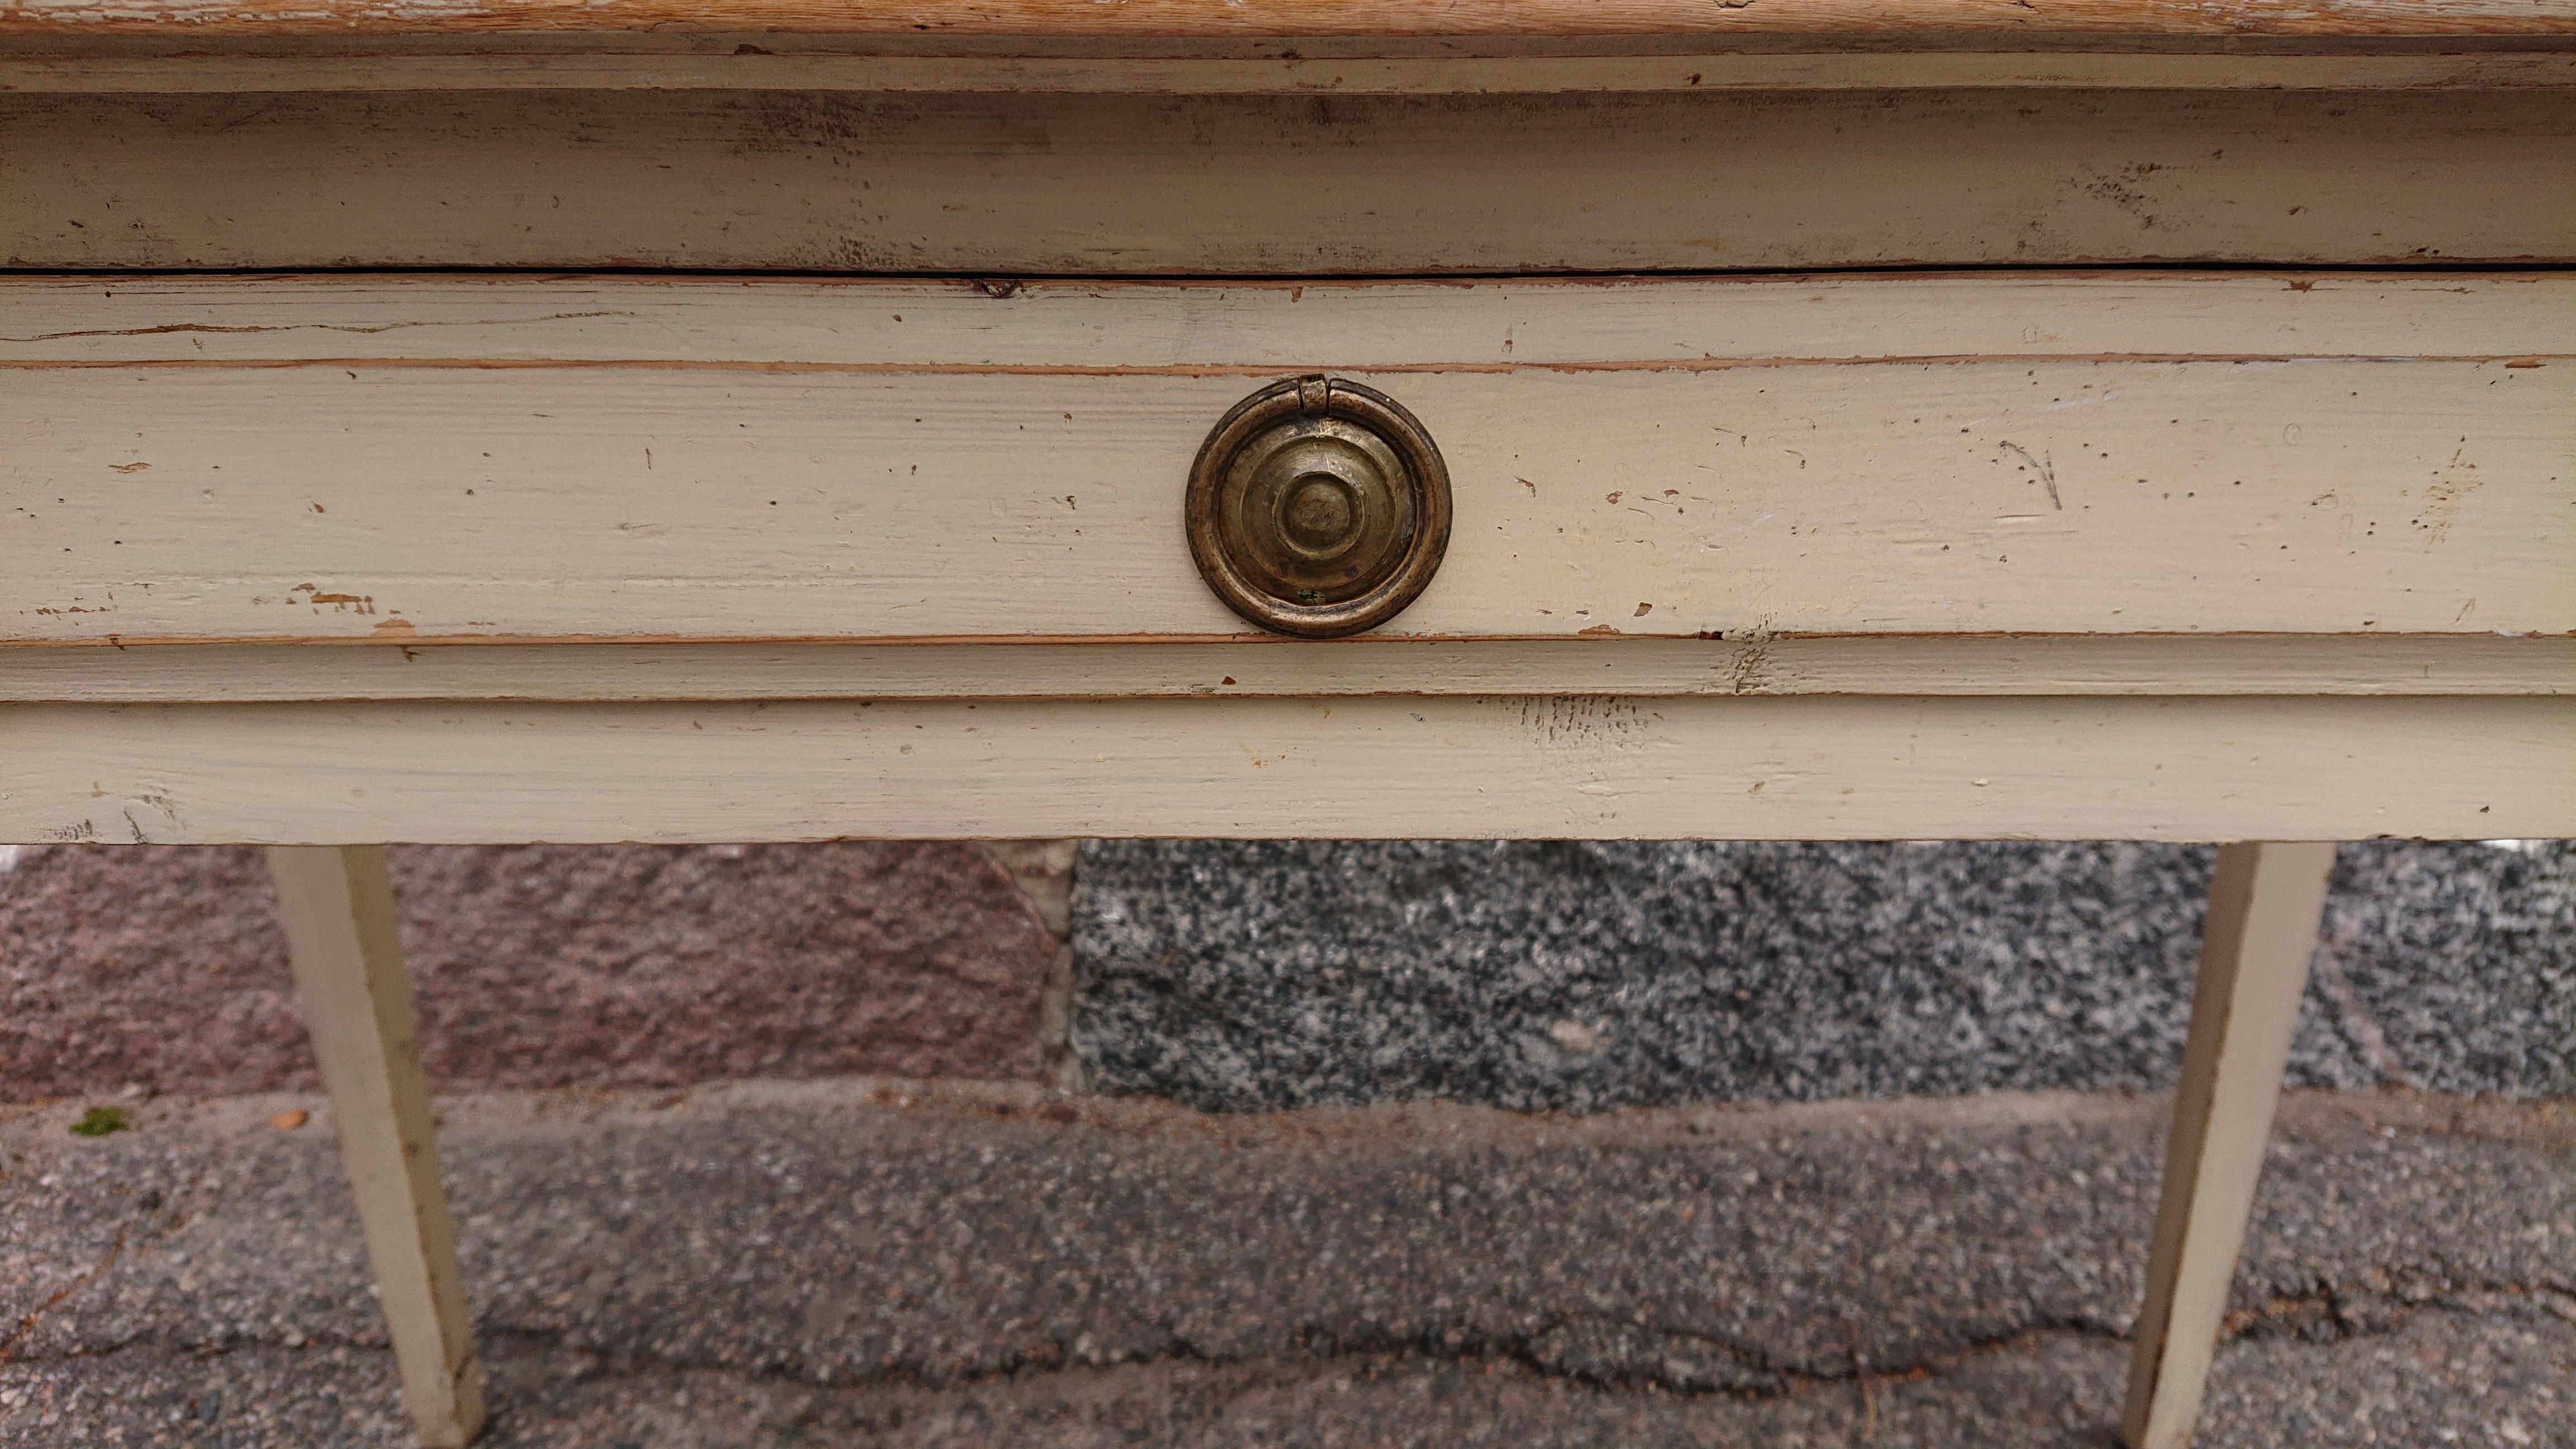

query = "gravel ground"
[1073,840,2576,1110]
[16,1312,2575,1449]
[6,1081,2570,1447]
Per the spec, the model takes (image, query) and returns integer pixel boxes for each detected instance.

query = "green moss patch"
[69,1105,132,1138]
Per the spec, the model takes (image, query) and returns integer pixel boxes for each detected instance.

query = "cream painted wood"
[264,845,485,1449]
[12,273,2570,370]
[2123,842,2338,1449]
[7,89,2572,271]
[6,695,2565,844]
[8,280,2569,648]
[6,637,2569,704]
[12,49,2576,95]
[9,362,2559,643]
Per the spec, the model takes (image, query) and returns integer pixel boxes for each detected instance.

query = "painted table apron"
[4,3,2573,1445]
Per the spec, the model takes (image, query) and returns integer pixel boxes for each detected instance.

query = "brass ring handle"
[1184,375,1453,640]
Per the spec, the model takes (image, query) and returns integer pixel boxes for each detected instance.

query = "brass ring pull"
[1184,375,1453,640]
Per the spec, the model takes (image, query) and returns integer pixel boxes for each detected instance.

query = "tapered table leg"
[2122,841,2337,1449]
[267,845,485,1448]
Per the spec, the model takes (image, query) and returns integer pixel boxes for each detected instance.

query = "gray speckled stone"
[2313,842,2576,1098]
[1070,841,2573,1111]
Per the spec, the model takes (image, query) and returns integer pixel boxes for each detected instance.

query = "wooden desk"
[4,3,2571,1445]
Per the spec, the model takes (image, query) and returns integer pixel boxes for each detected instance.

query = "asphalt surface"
[6,1081,2571,1447]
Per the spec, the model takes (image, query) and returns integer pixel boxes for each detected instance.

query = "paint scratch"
[1997,441,2063,510]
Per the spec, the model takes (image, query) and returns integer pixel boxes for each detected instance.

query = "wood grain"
[9,0,2574,39]
[4,695,2563,842]
[13,49,2576,94]
[8,88,2572,271]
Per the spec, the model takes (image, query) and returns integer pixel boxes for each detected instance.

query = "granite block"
[2314,841,2576,1098]
[1070,840,2573,1111]
[0,842,1053,1101]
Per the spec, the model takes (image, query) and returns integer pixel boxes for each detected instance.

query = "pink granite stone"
[0,843,1050,1101]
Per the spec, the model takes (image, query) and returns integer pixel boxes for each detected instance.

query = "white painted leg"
[267,846,485,1449]
[2122,840,2337,1449]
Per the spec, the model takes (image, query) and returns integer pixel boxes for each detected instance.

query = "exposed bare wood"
[264,845,483,1449]
[4,637,2569,704]
[8,88,2572,271]
[4,695,2564,843]
[13,49,2576,93]
[2123,841,2338,1449]
[9,0,2575,39]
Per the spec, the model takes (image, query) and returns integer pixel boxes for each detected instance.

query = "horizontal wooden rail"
[11,90,2571,272]
[10,50,2576,95]
[4,638,2570,703]
[4,694,2564,842]
[11,273,2570,369]
[10,0,2576,40]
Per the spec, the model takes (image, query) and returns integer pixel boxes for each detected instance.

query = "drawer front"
[6,273,2570,648]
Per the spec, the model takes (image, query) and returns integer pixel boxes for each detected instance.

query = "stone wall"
[0,844,1054,1101]
[4,838,2568,1109]
[1072,840,2575,1111]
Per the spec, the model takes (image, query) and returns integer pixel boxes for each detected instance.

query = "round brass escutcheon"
[1185,375,1452,639]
